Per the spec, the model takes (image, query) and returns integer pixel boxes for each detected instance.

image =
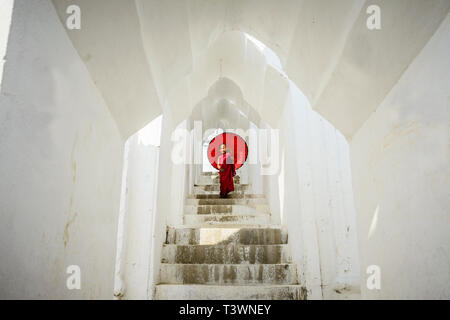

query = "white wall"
[350,13,450,299]
[170,120,190,226]
[0,0,14,88]
[148,107,192,297]
[113,132,159,300]
[271,81,361,300]
[0,0,123,299]
[246,121,263,195]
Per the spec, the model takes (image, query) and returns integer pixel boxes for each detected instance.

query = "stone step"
[184,204,270,215]
[166,226,288,245]
[193,185,249,195]
[196,175,240,185]
[161,244,291,264]
[183,214,270,225]
[194,184,249,191]
[194,182,243,187]
[154,284,306,300]
[159,264,298,285]
[193,190,247,196]
[188,194,265,200]
[185,197,268,206]
[200,172,217,176]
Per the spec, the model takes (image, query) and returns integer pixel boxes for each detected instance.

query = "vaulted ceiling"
[52,0,450,139]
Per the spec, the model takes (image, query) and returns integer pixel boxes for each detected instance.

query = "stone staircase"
[154,172,306,300]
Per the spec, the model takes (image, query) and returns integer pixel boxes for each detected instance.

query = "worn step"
[159,264,298,285]
[194,190,246,195]
[154,284,306,300]
[166,226,288,245]
[194,184,249,191]
[196,175,240,185]
[193,184,249,195]
[200,172,217,176]
[185,197,268,206]
[184,214,270,225]
[188,194,265,200]
[184,204,270,215]
[162,244,291,264]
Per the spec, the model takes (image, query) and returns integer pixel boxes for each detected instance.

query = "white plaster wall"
[148,107,191,297]
[0,0,123,299]
[271,81,361,299]
[246,121,263,195]
[170,120,190,226]
[350,13,450,299]
[114,134,159,300]
[0,0,14,89]
[51,0,162,139]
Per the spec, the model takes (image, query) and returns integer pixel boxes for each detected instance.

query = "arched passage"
[113,32,361,297]
[1,0,449,300]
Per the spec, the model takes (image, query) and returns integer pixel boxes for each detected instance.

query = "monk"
[217,143,236,198]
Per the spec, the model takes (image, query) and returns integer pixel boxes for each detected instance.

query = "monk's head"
[220,143,227,154]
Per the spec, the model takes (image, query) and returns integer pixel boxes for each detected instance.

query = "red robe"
[218,152,236,197]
